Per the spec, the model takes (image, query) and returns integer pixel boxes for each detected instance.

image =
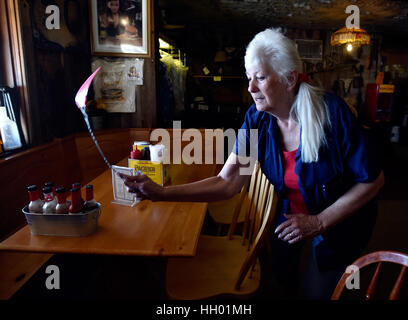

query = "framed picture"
[89,0,151,57]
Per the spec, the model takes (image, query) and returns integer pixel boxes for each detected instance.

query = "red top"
[28,189,40,202]
[283,149,309,215]
[56,192,67,204]
[131,149,142,159]
[69,188,83,213]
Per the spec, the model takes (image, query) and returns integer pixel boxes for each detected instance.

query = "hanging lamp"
[331,27,370,50]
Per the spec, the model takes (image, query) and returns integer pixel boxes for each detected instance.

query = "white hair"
[245,28,331,163]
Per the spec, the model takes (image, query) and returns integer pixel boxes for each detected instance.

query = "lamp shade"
[331,27,370,46]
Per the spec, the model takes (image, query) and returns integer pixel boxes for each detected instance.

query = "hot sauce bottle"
[72,182,85,206]
[130,149,142,159]
[42,186,57,213]
[69,188,83,214]
[55,187,69,214]
[45,181,56,199]
[84,185,98,210]
[27,185,44,213]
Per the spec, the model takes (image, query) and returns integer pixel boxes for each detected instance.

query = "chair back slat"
[241,162,259,244]
[389,266,407,300]
[243,164,261,246]
[248,170,262,248]
[227,178,250,239]
[249,180,271,275]
[259,177,270,219]
[253,174,269,243]
[246,167,263,249]
[365,262,382,300]
[234,185,278,290]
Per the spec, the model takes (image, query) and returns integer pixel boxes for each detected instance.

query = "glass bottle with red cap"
[45,182,56,200]
[84,185,98,210]
[55,187,69,214]
[72,182,85,206]
[42,186,57,213]
[69,187,83,214]
[27,185,44,213]
[130,148,142,159]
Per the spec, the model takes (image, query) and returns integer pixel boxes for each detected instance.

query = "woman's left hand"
[275,214,324,244]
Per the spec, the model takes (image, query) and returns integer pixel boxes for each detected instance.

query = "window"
[0,0,30,149]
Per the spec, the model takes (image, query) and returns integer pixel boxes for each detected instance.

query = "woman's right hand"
[118,173,164,201]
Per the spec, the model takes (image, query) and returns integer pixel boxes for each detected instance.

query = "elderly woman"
[120,28,384,299]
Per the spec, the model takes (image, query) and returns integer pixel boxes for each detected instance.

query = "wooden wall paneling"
[60,50,94,138]
[101,129,133,164]
[36,50,66,142]
[0,140,67,240]
[57,135,83,188]
[74,129,132,185]
[140,60,157,128]
[134,85,143,127]
[140,0,157,128]
[129,128,152,145]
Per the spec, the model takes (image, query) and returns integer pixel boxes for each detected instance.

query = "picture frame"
[89,0,151,57]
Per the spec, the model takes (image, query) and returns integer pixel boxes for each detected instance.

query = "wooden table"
[0,161,217,257]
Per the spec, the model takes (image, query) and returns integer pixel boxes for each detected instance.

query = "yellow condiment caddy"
[128,159,169,186]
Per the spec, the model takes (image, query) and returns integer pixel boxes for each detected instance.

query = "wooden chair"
[207,184,248,236]
[331,250,408,300]
[206,163,247,236]
[165,162,278,299]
